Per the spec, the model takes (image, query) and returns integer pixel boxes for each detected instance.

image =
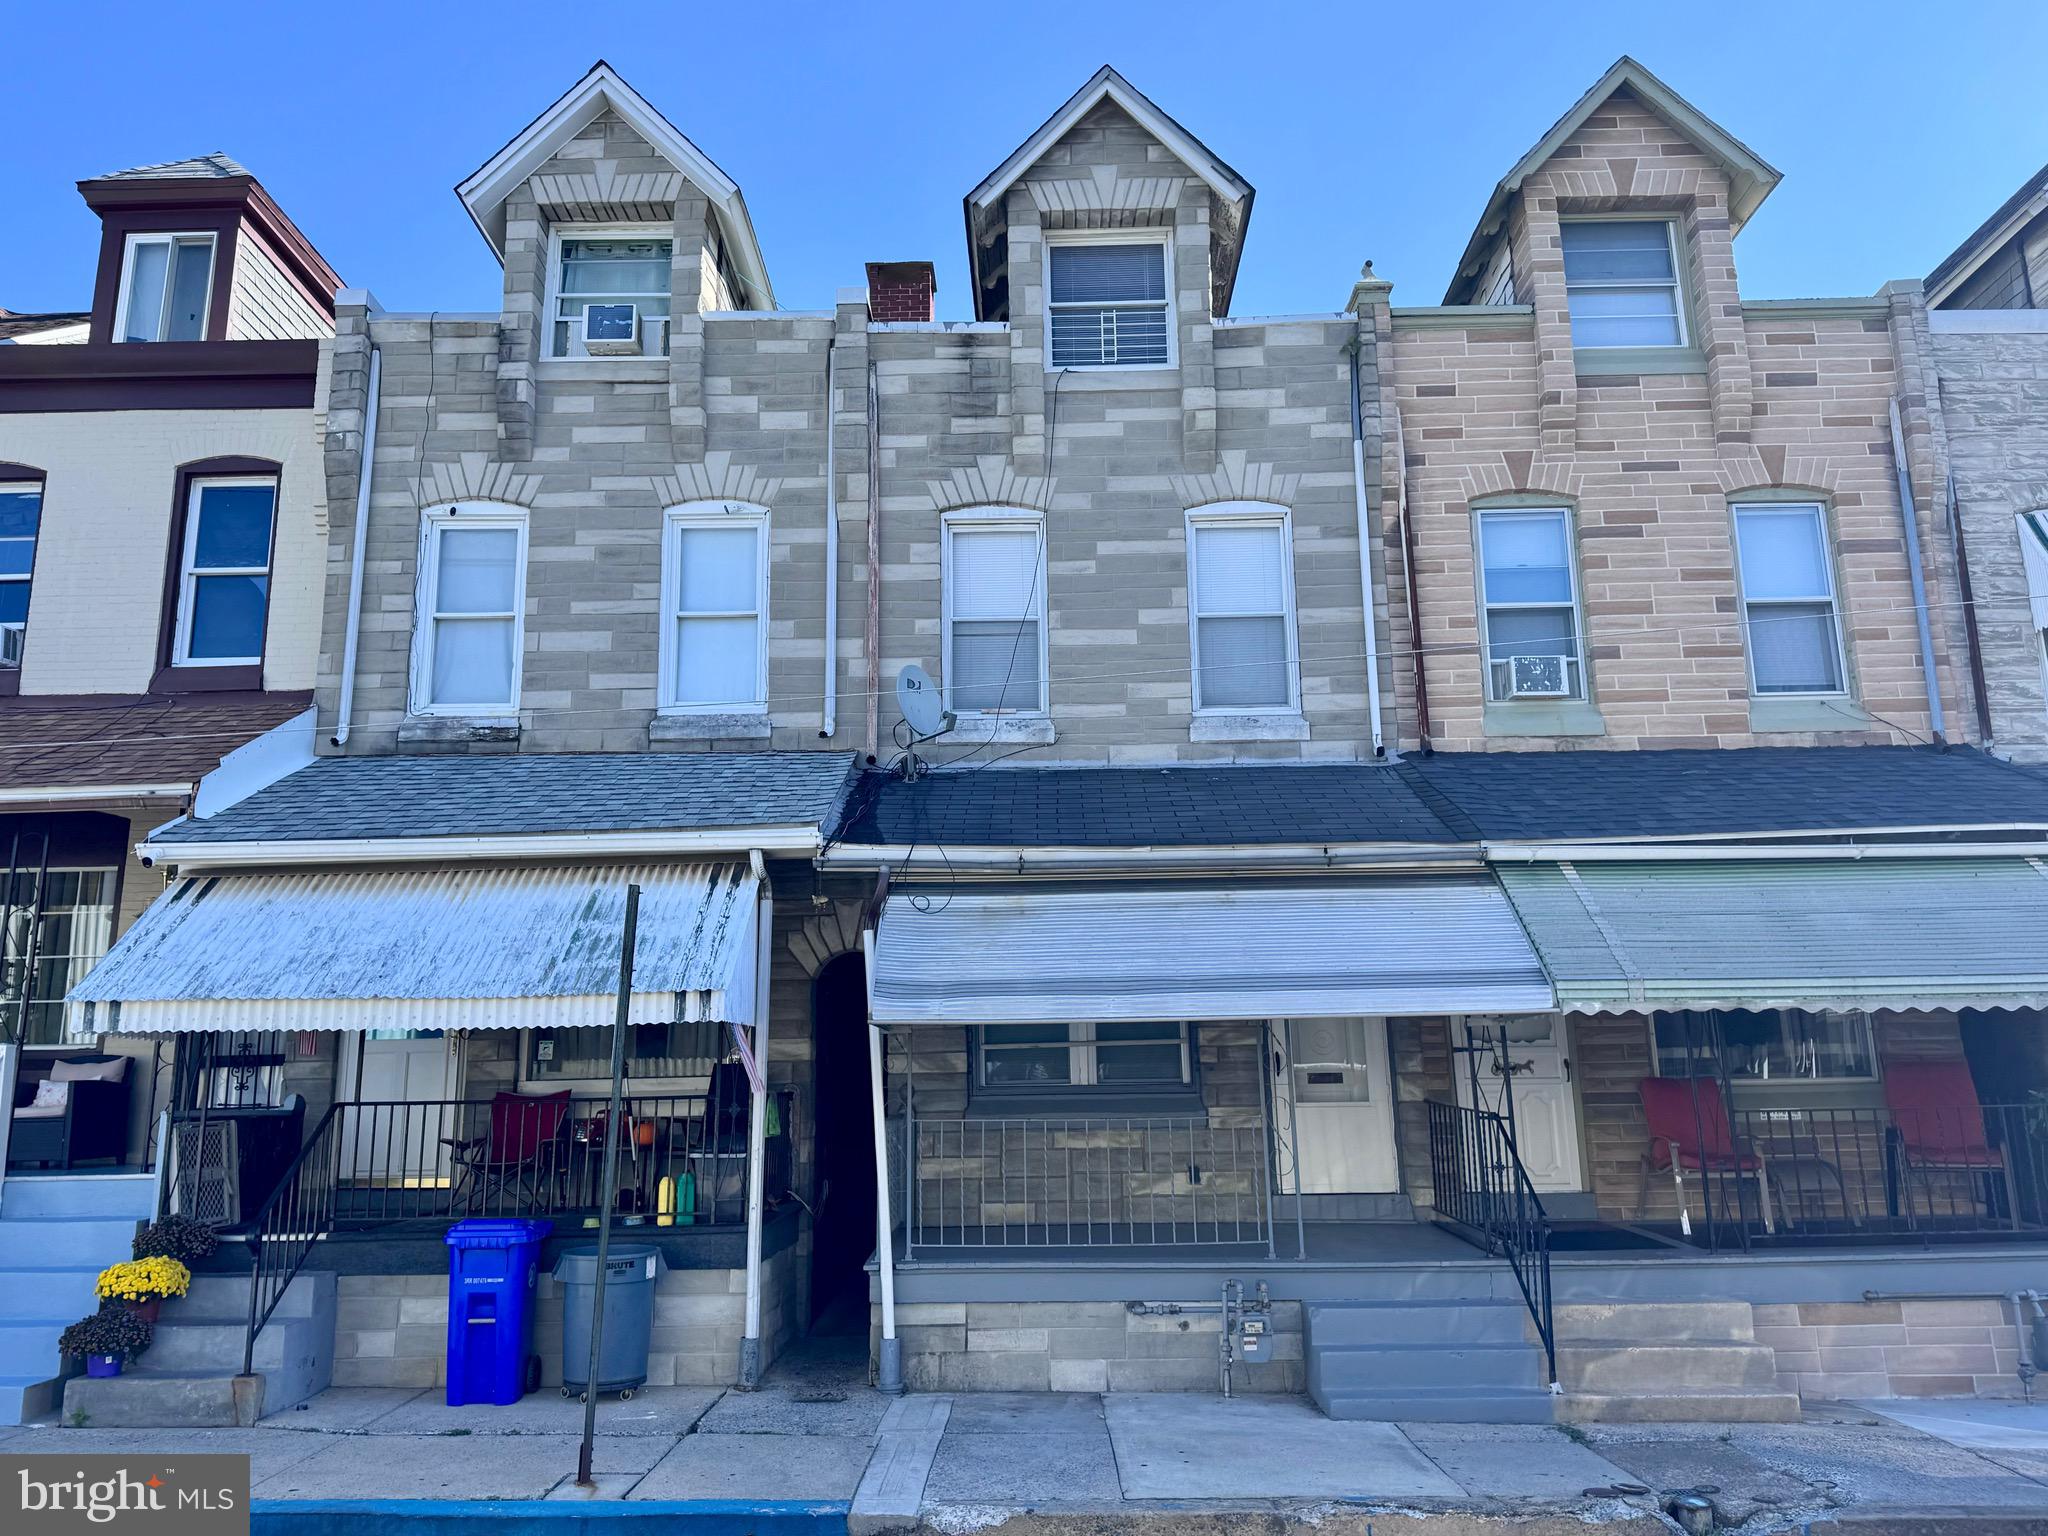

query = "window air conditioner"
[581,303,641,356]
[1500,654,1571,699]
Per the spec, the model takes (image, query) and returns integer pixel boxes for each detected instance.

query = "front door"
[1454,1016,1584,1193]
[1274,1018,1400,1194]
[339,1031,462,1184]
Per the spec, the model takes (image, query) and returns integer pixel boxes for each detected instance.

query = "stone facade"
[1754,1297,2030,1401]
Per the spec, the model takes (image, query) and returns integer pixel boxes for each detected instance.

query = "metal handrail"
[1426,1097,1555,1384]
[241,1102,343,1378]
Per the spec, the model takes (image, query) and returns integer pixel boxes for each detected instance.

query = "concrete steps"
[0,1175,153,1424]
[1305,1300,1555,1424]
[62,1271,334,1428]
[1549,1303,1799,1425]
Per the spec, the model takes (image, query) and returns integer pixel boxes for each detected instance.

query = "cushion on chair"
[32,1079,69,1109]
[51,1056,129,1083]
[1883,1059,1995,1161]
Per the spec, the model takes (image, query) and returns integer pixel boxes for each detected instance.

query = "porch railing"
[243,1103,343,1376]
[1676,1102,2048,1251]
[905,1115,1271,1251]
[1426,1098,1555,1383]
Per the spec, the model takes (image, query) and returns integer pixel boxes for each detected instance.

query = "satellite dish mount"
[894,664,954,777]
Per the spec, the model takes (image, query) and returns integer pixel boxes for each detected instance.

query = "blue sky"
[4,1,2045,319]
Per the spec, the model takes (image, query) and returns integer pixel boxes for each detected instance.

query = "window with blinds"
[1047,238,1172,368]
[1187,511,1296,711]
[661,508,767,712]
[412,506,528,715]
[944,516,1046,714]
[1477,507,1584,701]
[1733,503,1847,696]
[1561,220,1686,349]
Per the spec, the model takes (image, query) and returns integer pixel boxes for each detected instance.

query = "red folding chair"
[446,1090,571,1214]
[1883,1060,2018,1229]
[1637,1077,1777,1236]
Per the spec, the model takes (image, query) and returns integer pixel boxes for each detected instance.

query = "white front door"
[339,1031,463,1184]
[1454,1016,1584,1193]
[1274,1018,1400,1194]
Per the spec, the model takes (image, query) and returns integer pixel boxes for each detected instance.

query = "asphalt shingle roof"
[0,694,313,792]
[95,152,250,182]
[163,752,859,844]
[830,746,2048,850]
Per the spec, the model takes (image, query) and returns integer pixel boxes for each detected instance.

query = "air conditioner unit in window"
[581,303,641,356]
[1499,654,1571,699]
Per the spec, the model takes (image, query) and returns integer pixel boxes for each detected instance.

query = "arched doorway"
[808,951,877,1334]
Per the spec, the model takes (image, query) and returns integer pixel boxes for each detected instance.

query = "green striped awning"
[1494,857,2048,1014]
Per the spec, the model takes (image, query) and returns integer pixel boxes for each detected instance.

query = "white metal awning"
[864,878,1554,1025]
[67,862,759,1035]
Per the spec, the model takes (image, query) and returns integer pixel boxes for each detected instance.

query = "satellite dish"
[896,664,952,739]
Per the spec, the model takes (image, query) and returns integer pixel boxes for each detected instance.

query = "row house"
[8,59,2048,1427]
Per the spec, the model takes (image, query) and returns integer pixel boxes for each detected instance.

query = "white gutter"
[818,842,1482,875]
[1346,334,1385,756]
[333,341,382,747]
[1484,841,2048,863]
[821,338,838,739]
[0,783,192,807]
[141,824,823,871]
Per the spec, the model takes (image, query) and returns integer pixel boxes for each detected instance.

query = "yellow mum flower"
[95,1257,191,1302]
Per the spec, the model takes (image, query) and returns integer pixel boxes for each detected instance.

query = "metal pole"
[1889,395,1946,740]
[738,862,773,1387]
[869,1021,902,1393]
[576,882,638,1489]
[1277,1023,1308,1260]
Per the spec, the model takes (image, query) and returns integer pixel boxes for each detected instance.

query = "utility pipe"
[1345,337,1386,757]
[332,343,382,747]
[1945,470,1995,745]
[865,358,882,757]
[868,1015,903,1393]
[1393,406,1430,748]
[1889,396,1946,741]
[821,338,838,739]
[738,850,773,1388]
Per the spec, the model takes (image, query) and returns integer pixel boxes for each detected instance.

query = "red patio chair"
[445,1090,572,1214]
[1636,1077,1777,1236]
[1882,1060,2019,1229]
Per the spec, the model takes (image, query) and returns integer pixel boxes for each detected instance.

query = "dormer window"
[545,230,672,358]
[1046,234,1173,368]
[115,233,215,343]
[1560,220,1685,349]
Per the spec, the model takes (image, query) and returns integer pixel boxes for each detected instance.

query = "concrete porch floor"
[10,1381,2048,1531]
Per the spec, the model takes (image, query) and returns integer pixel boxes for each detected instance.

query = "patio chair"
[1636,1077,1777,1236]
[1882,1060,2019,1230]
[9,1053,131,1169]
[444,1090,571,1215]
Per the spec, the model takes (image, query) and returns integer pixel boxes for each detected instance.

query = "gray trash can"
[554,1245,665,1400]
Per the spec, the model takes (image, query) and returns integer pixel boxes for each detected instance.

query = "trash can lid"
[552,1244,664,1282]
[445,1218,554,1248]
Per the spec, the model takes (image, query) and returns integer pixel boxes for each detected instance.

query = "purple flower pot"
[85,1354,122,1378]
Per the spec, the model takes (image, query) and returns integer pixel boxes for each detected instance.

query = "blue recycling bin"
[444,1217,552,1406]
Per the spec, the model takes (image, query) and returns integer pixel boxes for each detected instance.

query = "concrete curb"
[250,1498,850,1535]
[899,1502,1677,1536]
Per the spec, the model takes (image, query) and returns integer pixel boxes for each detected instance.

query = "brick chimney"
[865,261,936,322]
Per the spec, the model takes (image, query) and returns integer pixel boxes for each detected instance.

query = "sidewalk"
[6,1386,2048,1533]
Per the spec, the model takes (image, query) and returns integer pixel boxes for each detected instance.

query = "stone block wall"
[1755,1297,2029,1400]
[876,1298,1304,1394]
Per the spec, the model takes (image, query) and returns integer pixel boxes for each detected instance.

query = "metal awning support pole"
[738,853,774,1388]
[576,881,638,1490]
[869,1017,902,1393]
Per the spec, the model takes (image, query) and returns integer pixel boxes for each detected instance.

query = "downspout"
[1345,338,1386,757]
[821,338,839,738]
[331,342,381,747]
[1394,405,1431,748]
[1889,395,1947,742]
[865,358,883,757]
[738,849,773,1388]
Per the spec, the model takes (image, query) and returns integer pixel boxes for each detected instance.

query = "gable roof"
[1927,160,2048,306]
[96,152,251,182]
[962,66,1255,322]
[456,61,773,309]
[1443,56,1782,303]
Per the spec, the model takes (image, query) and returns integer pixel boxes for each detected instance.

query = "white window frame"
[1649,1010,1880,1085]
[1184,503,1301,715]
[1043,229,1178,371]
[1559,217,1688,350]
[1732,500,1850,699]
[111,232,217,344]
[941,508,1049,718]
[1474,505,1586,702]
[658,501,770,715]
[409,502,529,717]
[172,475,276,668]
[0,479,41,669]
[977,1022,1193,1091]
[541,224,674,361]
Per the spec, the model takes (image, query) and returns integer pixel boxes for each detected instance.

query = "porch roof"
[67,861,759,1034]
[1494,856,2048,1014]
[865,877,1553,1025]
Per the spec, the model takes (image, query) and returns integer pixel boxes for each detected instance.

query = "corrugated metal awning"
[1494,857,2048,1014]
[865,878,1554,1025]
[68,862,759,1034]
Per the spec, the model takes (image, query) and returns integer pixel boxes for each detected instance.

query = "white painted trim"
[1042,229,1178,371]
[658,501,770,714]
[172,475,277,669]
[111,231,217,344]
[818,842,1484,874]
[192,708,317,820]
[140,824,823,870]
[1730,501,1851,703]
[1184,502,1300,715]
[1484,841,2048,862]
[408,501,530,718]
[0,783,193,807]
[941,507,1050,720]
